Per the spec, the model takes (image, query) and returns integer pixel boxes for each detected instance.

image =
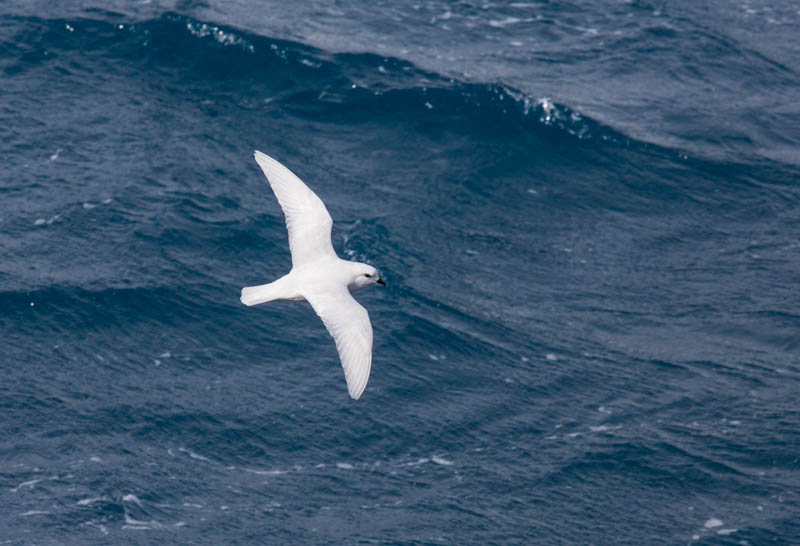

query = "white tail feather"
[240,282,281,306]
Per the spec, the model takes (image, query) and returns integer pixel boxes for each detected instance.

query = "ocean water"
[1,1,799,543]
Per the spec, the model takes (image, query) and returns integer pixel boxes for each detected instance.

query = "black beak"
[376,278,386,286]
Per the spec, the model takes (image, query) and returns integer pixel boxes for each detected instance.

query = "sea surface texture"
[2,1,799,544]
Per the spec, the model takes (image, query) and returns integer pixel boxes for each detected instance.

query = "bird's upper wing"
[253,150,336,267]
[304,285,373,400]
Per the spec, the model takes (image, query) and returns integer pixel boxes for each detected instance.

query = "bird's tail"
[240,282,282,306]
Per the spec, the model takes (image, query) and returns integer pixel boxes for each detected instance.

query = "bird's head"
[351,264,386,290]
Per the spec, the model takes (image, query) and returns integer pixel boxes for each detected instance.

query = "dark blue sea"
[2,1,799,543]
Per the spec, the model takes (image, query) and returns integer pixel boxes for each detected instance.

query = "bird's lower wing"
[304,286,373,400]
[253,151,336,267]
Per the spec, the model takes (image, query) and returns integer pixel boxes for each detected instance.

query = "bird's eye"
[364,273,371,278]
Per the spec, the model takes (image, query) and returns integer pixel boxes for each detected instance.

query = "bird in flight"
[241,151,385,399]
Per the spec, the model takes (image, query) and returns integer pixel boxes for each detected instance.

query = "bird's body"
[240,151,384,400]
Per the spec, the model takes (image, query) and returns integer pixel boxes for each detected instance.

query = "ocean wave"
[2,13,627,147]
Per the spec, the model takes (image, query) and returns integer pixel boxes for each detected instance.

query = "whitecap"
[185,21,254,52]
[122,514,163,530]
[122,494,142,505]
[179,447,211,462]
[10,478,42,493]
[243,467,288,476]
[404,458,430,466]
[489,17,522,28]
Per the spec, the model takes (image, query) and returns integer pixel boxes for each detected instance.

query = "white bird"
[240,150,385,400]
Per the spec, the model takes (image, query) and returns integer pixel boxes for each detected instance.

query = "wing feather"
[253,151,336,266]
[305,286,373,399]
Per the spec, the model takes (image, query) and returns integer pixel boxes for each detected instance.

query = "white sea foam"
[122,494,142,505]
[83,522,109,535]
[179,448,211,462]
[704,517,723,528]
[404,458,430,467]
[10,478,42,492]
[33,214,60,226]
[243,467,288,476]
[539,98,555,120]
[590,425,622,433]
[122,514,163,530]
[185,21,254,52]
[77,497,104,506]
[488,16,529,28]
[336,462,354,470]
[20,510,50,516]
[432,456,453,466]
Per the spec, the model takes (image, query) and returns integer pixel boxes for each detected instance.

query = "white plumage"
[241,151,385,400]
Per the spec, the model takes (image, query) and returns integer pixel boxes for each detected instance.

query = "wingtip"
[347,377,369,400]
[253,150,275,168]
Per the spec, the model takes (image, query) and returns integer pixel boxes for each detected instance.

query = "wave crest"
[2,12,625,145]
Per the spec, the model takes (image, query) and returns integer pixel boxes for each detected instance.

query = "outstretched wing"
[305,286,373,400]
[253,150,336,267]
